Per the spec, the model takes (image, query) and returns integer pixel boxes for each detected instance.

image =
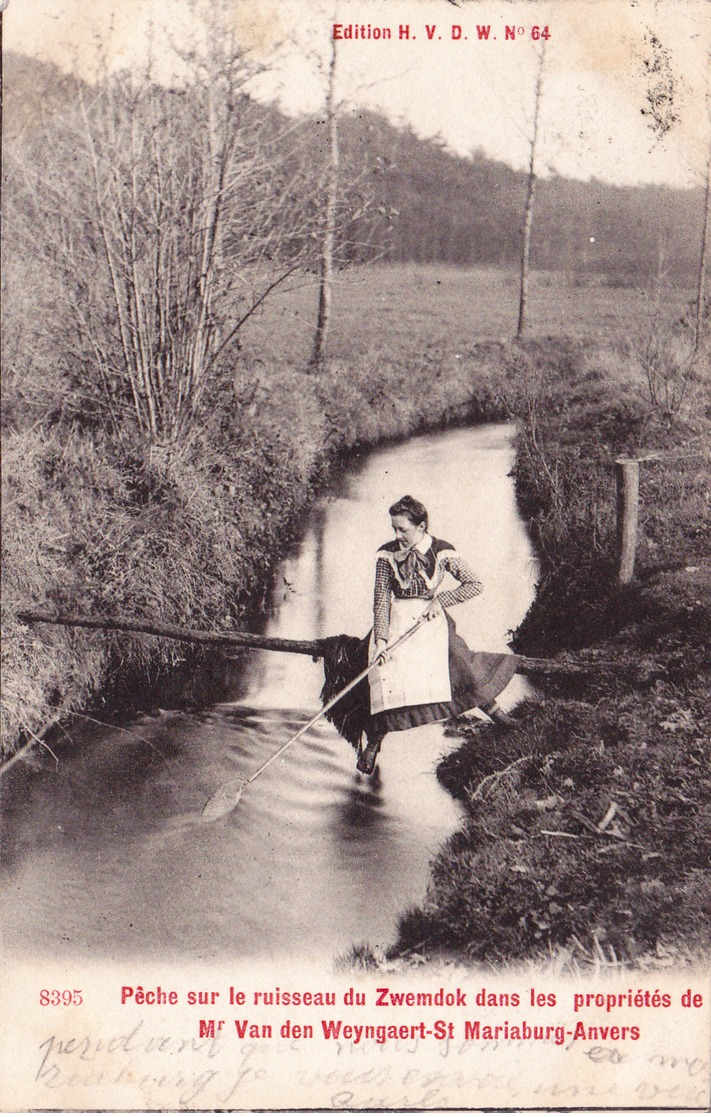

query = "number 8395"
[39,989,83,1006]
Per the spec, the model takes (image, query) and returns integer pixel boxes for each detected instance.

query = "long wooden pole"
[16,609,326,656]
[15,609,622,676]
[202,615,431,818]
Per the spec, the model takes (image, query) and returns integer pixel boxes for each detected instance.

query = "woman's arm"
[373,557,392,641]
[371,557,393,662]
[437,553,483,609]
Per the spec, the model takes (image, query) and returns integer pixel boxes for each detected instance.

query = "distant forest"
[336,114,703,280]
[5,50,704,282]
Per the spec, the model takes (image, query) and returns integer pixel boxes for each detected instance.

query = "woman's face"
[391,514,426,549]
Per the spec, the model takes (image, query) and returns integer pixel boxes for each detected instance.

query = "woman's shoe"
[491,709,519,726]
[356,741,381,774]
[481,701,519,727]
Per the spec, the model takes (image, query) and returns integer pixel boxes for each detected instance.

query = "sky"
[5,0,710,188]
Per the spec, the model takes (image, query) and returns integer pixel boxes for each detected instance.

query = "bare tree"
[694,111,711,352]
[516,44,546,340]
[283,4,386,370]
[8,21,320,453]
[309,35,340,371]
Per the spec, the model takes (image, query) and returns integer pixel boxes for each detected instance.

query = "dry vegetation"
[3,254,709,965]
[2,38,708,966]
[388,334,710,968]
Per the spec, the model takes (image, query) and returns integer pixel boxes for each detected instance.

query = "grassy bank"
[389,335,710,967]
[1,316,510,757]
[3,266,708,974]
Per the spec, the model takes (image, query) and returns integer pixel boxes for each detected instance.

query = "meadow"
[240,263,695,367]
[246,262,711,970]
[3,255,709,966]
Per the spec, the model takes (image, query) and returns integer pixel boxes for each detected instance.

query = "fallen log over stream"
[16,608,621,677]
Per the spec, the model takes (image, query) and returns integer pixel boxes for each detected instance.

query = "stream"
[1,424,537,965]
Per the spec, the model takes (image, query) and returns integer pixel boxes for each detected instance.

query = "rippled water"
[1,424,537,964]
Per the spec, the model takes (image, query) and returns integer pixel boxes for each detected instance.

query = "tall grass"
[389,337,710,967]
[2,429,240,749]
[1,341,511,756]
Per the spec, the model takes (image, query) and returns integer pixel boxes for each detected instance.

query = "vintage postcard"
[1,0,709,1110]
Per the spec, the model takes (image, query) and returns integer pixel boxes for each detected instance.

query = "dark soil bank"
[390,339,710,967]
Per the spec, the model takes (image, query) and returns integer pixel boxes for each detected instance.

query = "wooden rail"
[16,609,326,656]
[16,609,622,677]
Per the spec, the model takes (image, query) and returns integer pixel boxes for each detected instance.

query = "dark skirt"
[370,613,519,737]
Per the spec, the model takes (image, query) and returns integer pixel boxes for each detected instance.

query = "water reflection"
[1,424,536,963]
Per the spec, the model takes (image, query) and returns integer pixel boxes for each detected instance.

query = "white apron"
[368,597,451,714]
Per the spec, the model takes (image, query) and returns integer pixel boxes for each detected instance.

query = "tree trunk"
[17,609,327,656]
[17,608,627,676]
[517,172,537,339]
[310,37,339,371]
[694,133,711,352]
[516,47,545,340]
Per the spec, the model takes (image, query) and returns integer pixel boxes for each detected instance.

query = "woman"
[357,495,519,774]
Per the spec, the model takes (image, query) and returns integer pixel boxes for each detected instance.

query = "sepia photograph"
[1,0,709,1109]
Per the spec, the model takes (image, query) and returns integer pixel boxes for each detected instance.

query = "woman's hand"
[371,638,389,664]
[423,598,442,621]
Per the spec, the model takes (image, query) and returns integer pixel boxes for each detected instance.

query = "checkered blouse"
[373,535,483,642]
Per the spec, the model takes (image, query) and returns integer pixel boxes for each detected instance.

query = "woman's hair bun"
[388,495,428,528]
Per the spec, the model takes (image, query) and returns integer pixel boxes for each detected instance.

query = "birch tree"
[516,44,546,339]
[309,35,340,371]
[693,96,711,351]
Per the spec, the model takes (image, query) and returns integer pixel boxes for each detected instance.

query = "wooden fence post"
[615,457,640,584]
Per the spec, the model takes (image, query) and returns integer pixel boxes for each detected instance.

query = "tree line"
[333,112,705,281]
[4,45,705,451]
